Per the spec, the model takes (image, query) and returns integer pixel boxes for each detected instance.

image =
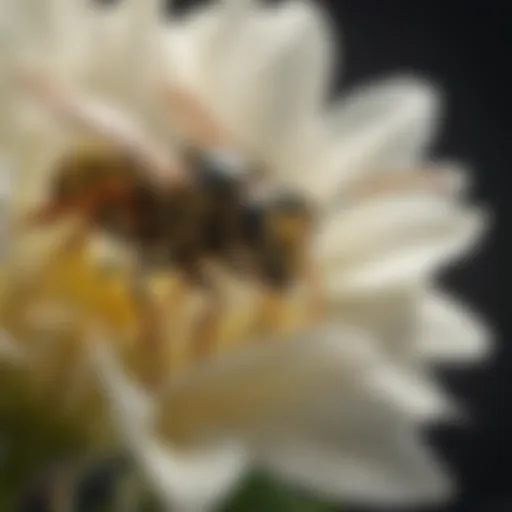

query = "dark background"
[171,1,505,512]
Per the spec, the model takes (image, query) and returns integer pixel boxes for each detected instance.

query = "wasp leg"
[304,259,324,325]
[17,203,92,259]
[259,287,285,335]
[19,177,133,233]
[130,264,170,388]
[255,258,325,337]
[192,284,223,361]
[18,201,73,230]
[179,262,224,362]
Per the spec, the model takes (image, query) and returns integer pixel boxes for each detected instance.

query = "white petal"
[161,7,217,88]
[1,0,79,46]
[307,76,441,203]
[90,336,247,512]
[369,364,460,423]
[157,323,454,505]
[6,0,91,76]
[230,0,333,162]
[165,0,333,172]
[316,194,457,259]
[328,214,486,295]
[234,337,456,507]
[316,196,489,295]
[77,1,165,123]
[161,324,450,436]
[163,0,256,93]
[198,0,256,81]
[328,76,440,156]
[418,291,492,364]
[1,0,89,142]
[328,285,491,371]
[329,288,420,362]
[46,0,92,67]
[257,425,453,508]
[137,440,248,512]
[121,0,162,40]
[90,338,155,437]
[109,0,163,67]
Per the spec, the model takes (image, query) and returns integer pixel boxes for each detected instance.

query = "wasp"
[17,72,318,360]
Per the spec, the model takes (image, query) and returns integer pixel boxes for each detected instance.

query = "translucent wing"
[17,70,186,187]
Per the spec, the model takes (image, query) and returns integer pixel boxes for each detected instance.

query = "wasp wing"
[18,70,186,187]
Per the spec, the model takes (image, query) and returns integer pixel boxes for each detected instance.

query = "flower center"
[1,226,318,391]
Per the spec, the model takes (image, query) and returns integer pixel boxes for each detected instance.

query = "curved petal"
[329,287,421,362]
[304,76,442,203]
[0,0,84,53]
[90,337,247,512]
[0,0,90,148]
[161,0,256,96]
[163,0,334,172]
[135,440,248,512]
[315,193,485,262]
[224,0,333,162]
[7,133,68,214]
[257,422,453,508]
[418,290,493,364]
[159,324,455,438]
[315,194,489,295]
[83,0,165,111]
[160,7,217,89]
[118,0,162,51]
[327,76,441,156]
[316,195,463,259]
[326,213,486,296]
[332,286,492,369]
[197,0,257,86]
[156,323,454,506]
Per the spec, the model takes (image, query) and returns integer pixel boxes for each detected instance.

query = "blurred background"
[4,1,505,511]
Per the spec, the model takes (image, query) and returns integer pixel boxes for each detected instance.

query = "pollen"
[0,227,318,445]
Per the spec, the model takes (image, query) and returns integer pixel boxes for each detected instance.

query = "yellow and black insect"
[19,74,316,298]
[28,142,314,292]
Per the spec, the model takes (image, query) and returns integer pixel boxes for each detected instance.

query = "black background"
[170,1,505,511]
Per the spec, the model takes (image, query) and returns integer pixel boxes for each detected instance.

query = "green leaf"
[224,471,338,512]
[0,374,91,509]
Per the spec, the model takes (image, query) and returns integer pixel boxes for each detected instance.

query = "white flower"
[0,0,491,511]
